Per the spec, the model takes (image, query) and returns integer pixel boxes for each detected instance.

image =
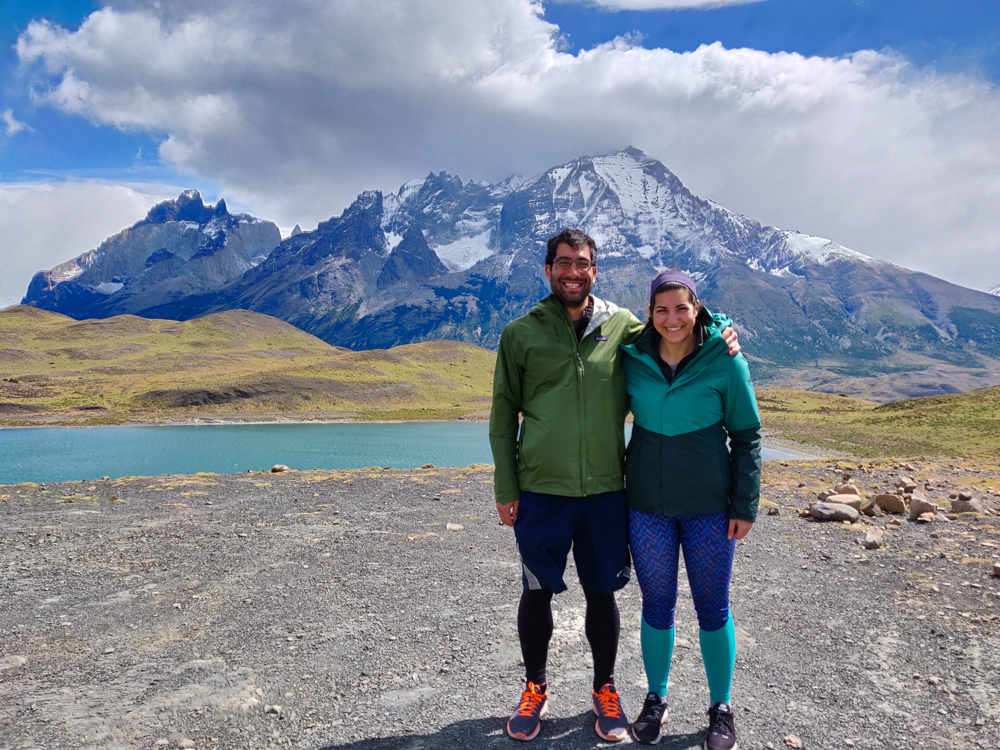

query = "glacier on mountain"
[432,230,495,272]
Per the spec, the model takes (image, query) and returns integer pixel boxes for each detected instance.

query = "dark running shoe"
[592,682,628,742]
[507,681,549,741]
[630,692,669,745]
[704,702,738,750]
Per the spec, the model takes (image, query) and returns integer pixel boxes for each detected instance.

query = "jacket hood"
[529,294,621,336]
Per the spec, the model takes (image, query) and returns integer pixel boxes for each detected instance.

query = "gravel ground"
[1,460,999,750]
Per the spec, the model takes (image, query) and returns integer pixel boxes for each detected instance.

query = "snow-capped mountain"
[24,190,281,317]
[988,284,1000,297]
[22,150,1000,382]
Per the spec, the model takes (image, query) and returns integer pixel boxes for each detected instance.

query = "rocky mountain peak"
[141,190,230,226]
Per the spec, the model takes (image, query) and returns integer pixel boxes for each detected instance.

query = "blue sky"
[1,0,999,306]
[4,0,999,185]
[0,0,181,184]
[549,0,1000,79]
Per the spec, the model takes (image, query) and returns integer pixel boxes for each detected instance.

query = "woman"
[621,270,761,749]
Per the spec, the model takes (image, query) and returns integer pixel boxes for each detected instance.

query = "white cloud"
[0,182,179,308]
[2,109,32,136]
[552,0,763,9]
[12,0,1000,292]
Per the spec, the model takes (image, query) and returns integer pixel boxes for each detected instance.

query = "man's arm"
[489,329,523,525]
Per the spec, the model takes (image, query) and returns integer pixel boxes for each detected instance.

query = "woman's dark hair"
[545,228,597,265]
[643,280,700,331]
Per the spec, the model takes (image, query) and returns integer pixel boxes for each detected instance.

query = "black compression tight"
[583,587,620,690]
[517,587,620,691]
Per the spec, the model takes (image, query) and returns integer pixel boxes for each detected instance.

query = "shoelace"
[516,687,546,717]
[640,694,664,719]
[709,706,735,737]
[594,687,623,718]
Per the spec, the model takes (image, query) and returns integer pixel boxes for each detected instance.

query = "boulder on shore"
[863,527,885,549]
[824,494,862,510]
[835,483,861,496]
[875,494,907,514]
[951,498,986,514]
[861,499,885,517]
[810,503,860,523]
[909,496,938,521]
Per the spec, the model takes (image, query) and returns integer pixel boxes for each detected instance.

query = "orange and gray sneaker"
[592,682,628,741]
[507,681,549,741]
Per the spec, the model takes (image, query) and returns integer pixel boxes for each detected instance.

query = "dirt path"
[1,460,998,750]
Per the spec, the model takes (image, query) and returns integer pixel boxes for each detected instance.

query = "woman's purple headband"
[650,270,698,301]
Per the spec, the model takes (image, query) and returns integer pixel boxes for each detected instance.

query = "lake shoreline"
[1,420,826,486]
[0,416,844,460]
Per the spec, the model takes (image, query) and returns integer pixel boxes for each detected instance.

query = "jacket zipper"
[556,312,588,495]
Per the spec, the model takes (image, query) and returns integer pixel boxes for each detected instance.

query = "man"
[489,228,739,742]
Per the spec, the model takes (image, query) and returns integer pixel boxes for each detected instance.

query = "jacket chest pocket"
[522,341,577,391]
[580,335,616,381]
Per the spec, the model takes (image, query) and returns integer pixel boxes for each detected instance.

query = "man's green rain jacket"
[489,294,733,506]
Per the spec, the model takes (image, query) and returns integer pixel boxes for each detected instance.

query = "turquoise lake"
[0,422,809,485]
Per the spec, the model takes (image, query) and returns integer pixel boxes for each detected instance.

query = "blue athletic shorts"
[513,489,631,595]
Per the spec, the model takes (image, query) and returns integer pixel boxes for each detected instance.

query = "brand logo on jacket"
[594,335,608,341]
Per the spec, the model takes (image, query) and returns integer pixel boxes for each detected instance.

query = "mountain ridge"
[20,149,1000,395]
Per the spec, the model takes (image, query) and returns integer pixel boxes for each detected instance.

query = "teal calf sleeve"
[641,617,674,697]
[699,616,736,704]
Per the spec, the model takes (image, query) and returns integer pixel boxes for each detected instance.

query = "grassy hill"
[756,386,1000,459]
[4,304,999,460]
[0,306,496,424]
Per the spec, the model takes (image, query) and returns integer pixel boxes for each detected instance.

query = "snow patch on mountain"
[781,231,881,266]
[385,232,404,251]
[93,282,124,295]
[432,230,494,271]
[988,284,1000,297]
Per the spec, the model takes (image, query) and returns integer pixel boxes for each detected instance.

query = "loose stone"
[863,527,885,550]
[875,494,907,514]
[824,494,862,510]
[909,497,937,521]
[271,465,289,473]
[835,483,860,496]
[784,735,804,749]
[810,503,859,522]
[951,498,985,514]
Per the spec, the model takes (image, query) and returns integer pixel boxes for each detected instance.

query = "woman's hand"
[720,326,741,355]
[728,518,753,540]
[496,500,519,527]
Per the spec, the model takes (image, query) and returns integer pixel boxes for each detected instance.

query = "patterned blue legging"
[628,509,735,631]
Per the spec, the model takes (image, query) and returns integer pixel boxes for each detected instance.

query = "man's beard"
[550,274,593,307]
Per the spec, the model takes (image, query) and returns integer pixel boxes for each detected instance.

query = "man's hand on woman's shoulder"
[721,326,740,356]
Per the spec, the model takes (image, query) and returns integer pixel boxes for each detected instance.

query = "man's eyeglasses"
[551,258,596,271]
